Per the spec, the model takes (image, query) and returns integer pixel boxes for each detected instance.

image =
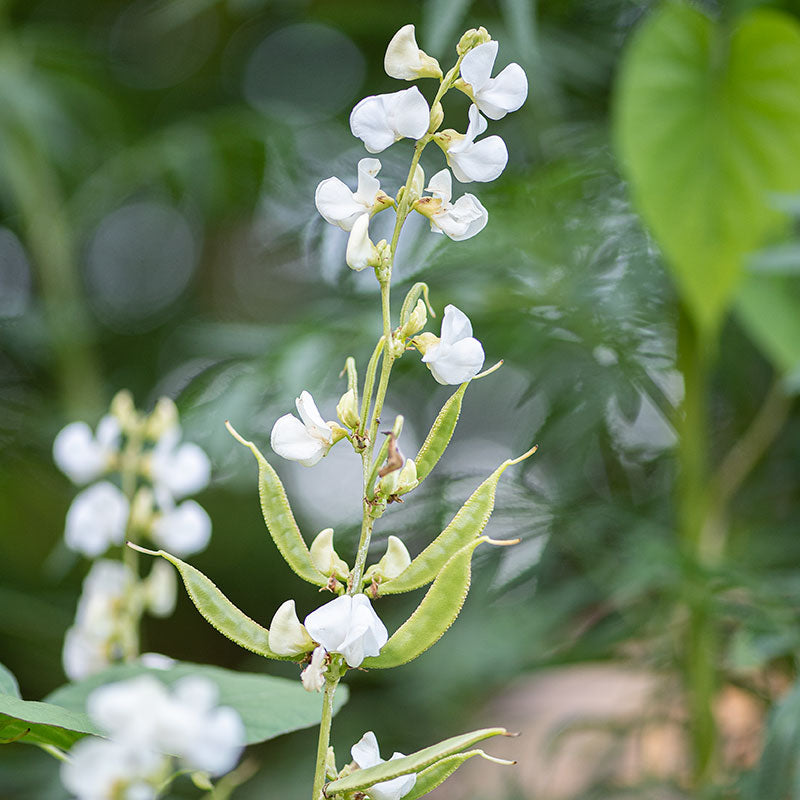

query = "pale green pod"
[226,422,328,587]
[402,749,515,800]
[363,536,515,669]
[377,447,537,596]
[324,727,509,797]
[128,544,298,661]
[414,383,467,482]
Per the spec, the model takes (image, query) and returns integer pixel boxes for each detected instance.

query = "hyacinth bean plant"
[31,23,534,800]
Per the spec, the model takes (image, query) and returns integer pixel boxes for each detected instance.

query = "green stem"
[311,676,338,800]
[359,337,385,440]
[676,308,715,788]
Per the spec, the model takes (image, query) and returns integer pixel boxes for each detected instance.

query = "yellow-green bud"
[456,26,491,55]
[110,389,138,431]
[375,535,412,580]
[411,331,440,356]
[144,560,177,617]
[129,487,154,531]
[397,458,419,495]
[268,599,315,656]
[428,101,444,134]
[336,388,360,430]
[309,528,350,580]
[144,396,179,440]
[399,300,428,340]
[409,164,425,204]
[378,466,401,497]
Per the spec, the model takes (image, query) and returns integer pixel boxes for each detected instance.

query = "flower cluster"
[55,392,212,679]
[61,675,245,800]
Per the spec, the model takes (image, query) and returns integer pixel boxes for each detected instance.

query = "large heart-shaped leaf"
[46,661,348,746]
[614,3,800,334]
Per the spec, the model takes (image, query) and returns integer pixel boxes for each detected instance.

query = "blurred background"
[1,0,800,797]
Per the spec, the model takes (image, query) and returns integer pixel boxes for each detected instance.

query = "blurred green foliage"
[1,0,800,798]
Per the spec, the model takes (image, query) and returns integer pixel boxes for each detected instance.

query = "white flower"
[144,560,177,618]
[422,169,488,240]
[61,737,161,800]
[440,105,508,183]
[53,415,121,485]
[150,499,212,556]
[65,481,130,557]
[351,731,416,800]
[301,645,328,693]
[315,158,387,231]
[346,213,378,271]
[350,87,430,154]
[63,561,137,680]
[271,391,334,466]
[384,24,441,80]
[460,41,528,120]
[149,425,211,502]
[268,599,315,656]
[304,594,388,668]
[421,305,485,385]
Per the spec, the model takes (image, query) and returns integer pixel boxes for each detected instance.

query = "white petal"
[53,422,106,485]
[150,437,211,501]
[351,730,382,768]
[151,500,211,556]
[432,194,487,240]
[315,177,365,230]
[144,560,177,617]
[301,645,328,692]
[304,594,354,654]
[96,415,122,449]
[371,769,417,800]
[350,95,398,153]
[271,414,328,466]
[65,482,130,557]
[387,86,430,141]
[460,104,488,147]
[475,63,528,120]
[346,213,375,271]
[354,157,383,206]
[426,168,452,203]
[295,391,333,442]
[410,163,425,197]
[268,599,314,656]
[440,304,473,343]
[460,41,498,93]
[384,24,422,80]
[427,337,485,385]
[448,135,508,183]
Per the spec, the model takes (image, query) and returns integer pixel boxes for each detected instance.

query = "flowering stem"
[311,675,338,800]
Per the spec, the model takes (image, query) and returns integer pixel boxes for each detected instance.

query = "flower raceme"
[419,304,485,385]
[458,41,528,120]
[351,731,417,800]
[270,391,334,466]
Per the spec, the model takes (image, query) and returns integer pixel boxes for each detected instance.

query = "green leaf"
[402,749,514,800]
[0,663,21,698]
[226,423,329,587]
[129,544,296,661]
[415,383,467,482]
[0,697,99,750]
[735,274,800,386]
[377,448,536,595]
[614,4,800,334]
[325,728,509,796]
[46,662,348,746]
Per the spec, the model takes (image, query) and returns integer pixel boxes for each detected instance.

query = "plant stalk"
[311,676,338,800]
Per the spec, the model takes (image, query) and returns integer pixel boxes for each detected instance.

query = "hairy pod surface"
[324,727,508,796]
[129,544,297,661]
[414,383,468,481]
[377,447,536,595]
[227,423,328,587]
[363,537,500,668]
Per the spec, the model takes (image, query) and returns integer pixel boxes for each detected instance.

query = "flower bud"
[145,397,179,440]
[110,389,138,432]
[268,600,315,656]
[396,458,418,495]
[375,535,412,580]
[384,24,442,80]
[377,467,401,497]
[144,560,177,618]
[411,331,440,356]
[456,26,491,55]
[346,214,379,271]
[129,486,154,532]
[399,300,428,340]
[336,388,361,430]
[309,528,350,581]
[428,101,444,134]
[409,164,425,204]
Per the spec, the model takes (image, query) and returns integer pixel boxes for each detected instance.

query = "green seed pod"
[377,447,537,596]
[414,383,468,482]
[325,727,510,797]
[226,422,328,587]
[362,536,516,669]
[128,544,296,661]
[402,749,515,800]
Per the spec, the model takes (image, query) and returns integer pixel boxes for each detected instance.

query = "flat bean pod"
[401,749,515,800]
[377,447,537,596]
[227,422,328,587]
[414,383,467,482]
[324,727,507,797]
[129,544,295,661]
[363,537,509,669]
